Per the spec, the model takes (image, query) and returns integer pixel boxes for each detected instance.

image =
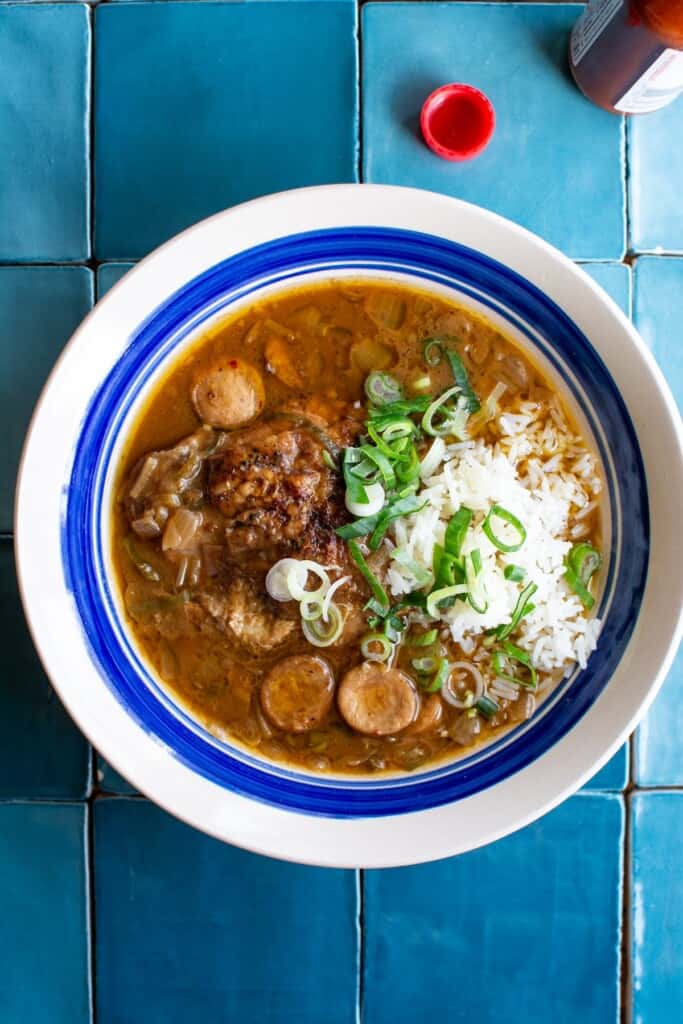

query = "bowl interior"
[62,226,648,818]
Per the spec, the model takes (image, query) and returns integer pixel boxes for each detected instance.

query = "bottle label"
[570,0,624,65]
[615,48,683,112]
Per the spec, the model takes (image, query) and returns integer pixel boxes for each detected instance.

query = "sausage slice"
[260,655,335,733]
[192,358,265,429]
[338,664,419,736]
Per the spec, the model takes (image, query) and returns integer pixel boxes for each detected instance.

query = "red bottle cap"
[420,84,495,161]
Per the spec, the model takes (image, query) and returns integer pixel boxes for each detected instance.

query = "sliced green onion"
[302,603,344,647]
[358,444,397,488]
[445,349,481,414]
[411,656,438,674]
[124,537,161,583]
[348,539,389,611]
[361,632,394,662]
[504,564,526,582]
[423,338,444,367]
[367,495,426,551]
[286,561,330,602]
[345,481,386,519]
[419,437,446,478]
[380,419,417,442]
[466,549,488,614]
[299,597,323,622]
[422,386,469,439]
[495,581,538,640]
[366,422,412,461]
[444,506,473,557]
[322,450,338,471]
[364,371,403,406]
[368,397,431,426]
[395,445,420,485]
[564,566,595,610]
[411,628,439,647]
[422,656,451,693]
[475,695,499,720]
[410,375,432,392]
[492,641,538,689]
[567,543,602,584]
[426,584,469,618]
[482,504,527,553]
[342,449,369,505]
[565,543,601,609]
[391,548,432,588]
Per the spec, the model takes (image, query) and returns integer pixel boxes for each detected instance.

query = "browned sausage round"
[337,664,419,736]
[260,655,335,733]
[405,693,444,736]
[192,358,265,429]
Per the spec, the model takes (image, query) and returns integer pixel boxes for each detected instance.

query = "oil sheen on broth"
[113,281,604,775]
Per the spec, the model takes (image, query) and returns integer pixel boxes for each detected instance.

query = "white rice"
[385,402,603,674]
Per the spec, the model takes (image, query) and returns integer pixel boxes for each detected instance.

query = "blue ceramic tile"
[0,544,90,798]
[94,799,358,1024]
[94,2,358,259]
[630,105,683,253]
[0,266,93,532]
[579,261,631,316]
[97,757,137,795]
[362,3,625,260]
[632,257,683,786]
[632,792,683,1023]
[97,262,135,299]
[583,745,629,791]
[0,803,89,1023]
[364,794,623,1024]
[0,5,89,260]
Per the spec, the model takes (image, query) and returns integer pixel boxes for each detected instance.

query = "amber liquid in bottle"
[569,0,683,113]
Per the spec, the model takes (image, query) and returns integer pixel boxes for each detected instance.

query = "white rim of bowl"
[14,184,683,867]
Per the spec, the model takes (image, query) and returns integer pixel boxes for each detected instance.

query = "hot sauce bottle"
[569,0,683,113]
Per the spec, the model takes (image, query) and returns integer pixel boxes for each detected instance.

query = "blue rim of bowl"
[62,227,649,818]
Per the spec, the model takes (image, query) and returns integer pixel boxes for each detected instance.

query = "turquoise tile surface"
[0,803,89,1023]
[633,257,683,786]
[94,1,358,259]
[630,104,683,253]
[0,5,90,261]
[97,758,137,796]
[0,543,90,798]
[94,799,358,1024]
[363,794,624,1024]
[0,266,93,532]
[362,3,625,259]
[584,745,629,791]
[632,792,683,1023]
[96,262,135,299]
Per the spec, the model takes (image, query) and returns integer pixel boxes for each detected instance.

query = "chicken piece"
[192,358,265,429]
[260,655,335,732]
[198,578,295,652]
[337,664,419,736]
[264,336,304,389]
[207,420,348,564]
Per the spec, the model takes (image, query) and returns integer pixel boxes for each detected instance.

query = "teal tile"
[364,794,623,1024]
[632,792,683,1022]
[0,266,93,532]
[94,2,358,259]
[0,543,90,798]
[362,3,625,259]
[0,803,89,1024]
[0,5,90,260]
[630,103,683,253]
[94,799,359,1024]
[97,262,135,299]
[583,745,629,791]
[97,757,137,795]
[633,257,683,786]
[579,261,631,316]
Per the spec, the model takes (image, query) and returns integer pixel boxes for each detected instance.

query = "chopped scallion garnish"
[482,504,527,553]
[564,543,601,609]
[426,584,469,619]
[445,349,481,414]
[361,632,394,662]
[475,695,499,719]
[495,581,538,640]
[504,564,526,582]
[492,641,538,689]
[348,540,389,611]
[364,371,403,406]
[444,506,473,558]
[411,628,439,647]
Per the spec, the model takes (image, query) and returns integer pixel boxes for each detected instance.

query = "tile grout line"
[619,790,633,1024]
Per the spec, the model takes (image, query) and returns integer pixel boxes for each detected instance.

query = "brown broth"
[112,280,602,775]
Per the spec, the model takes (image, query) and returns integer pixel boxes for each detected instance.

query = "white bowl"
[15,185,683,867]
